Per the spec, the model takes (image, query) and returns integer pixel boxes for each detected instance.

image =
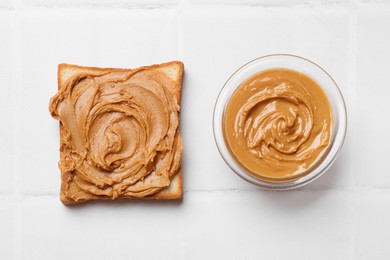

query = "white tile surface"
[180,6,351,191]
[22,191,349,260]
[22,0,178,7]
[190,0,348,5]
[0,13,15,194]
[0,0,11,8]
[356,192,390,259]
[361,0,390,3]
[0,202,14,260]
[1,1,389,259]
[356,8,390,187]
[178,191,350,260]
[19,9,179,194]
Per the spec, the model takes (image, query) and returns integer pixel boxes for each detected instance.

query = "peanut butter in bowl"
[224,68,332,182]
[213,54,347,190]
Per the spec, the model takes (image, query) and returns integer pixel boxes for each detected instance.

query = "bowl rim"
[212,54,348,190]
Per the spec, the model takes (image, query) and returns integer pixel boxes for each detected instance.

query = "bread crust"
[55,62,184,205]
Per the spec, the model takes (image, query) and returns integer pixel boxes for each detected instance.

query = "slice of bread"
[52,61,184,205]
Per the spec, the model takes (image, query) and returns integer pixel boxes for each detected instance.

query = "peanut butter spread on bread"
[49,63,183,202]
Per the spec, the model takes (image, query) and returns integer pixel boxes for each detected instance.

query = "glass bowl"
[213,54,347,190]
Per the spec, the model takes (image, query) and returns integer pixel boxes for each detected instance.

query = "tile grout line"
[12,0,23,258]
[176,5,186,259]
[176,0,185,62]
[347,1,358,259]
[15,1,179,10]
[2,186,389,200]
[13,1,364,10]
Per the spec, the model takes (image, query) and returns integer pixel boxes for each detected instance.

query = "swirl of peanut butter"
[225,69,332,181]
[49,67,182,200]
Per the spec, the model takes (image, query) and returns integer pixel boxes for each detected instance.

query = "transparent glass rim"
[213,54,347,190]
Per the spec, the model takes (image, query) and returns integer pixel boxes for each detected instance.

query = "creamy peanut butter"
[49,66,182,200]
[225,68,332,182]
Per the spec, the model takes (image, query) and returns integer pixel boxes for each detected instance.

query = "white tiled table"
[1,1,390,259]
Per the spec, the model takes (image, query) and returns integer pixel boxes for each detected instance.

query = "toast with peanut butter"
[49,62,184,204]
